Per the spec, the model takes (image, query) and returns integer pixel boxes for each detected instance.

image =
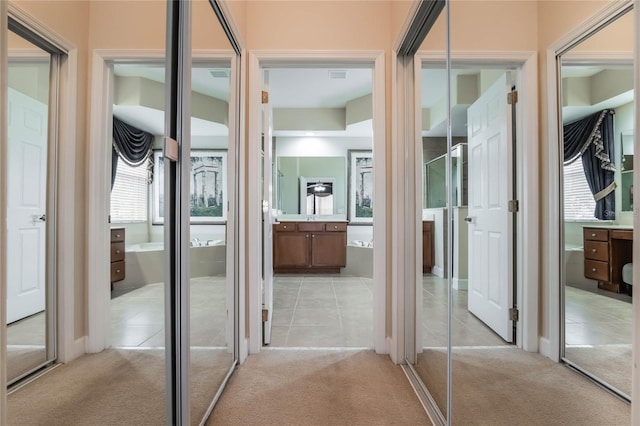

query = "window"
[563,159,596,220]
[110,160,148,222]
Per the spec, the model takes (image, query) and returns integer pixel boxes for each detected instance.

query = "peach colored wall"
[245,1,391,50]
[88,1,165,50]
[10,0,90,339]
[420,1,538,51]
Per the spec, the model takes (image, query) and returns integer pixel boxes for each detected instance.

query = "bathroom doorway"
[263,66,374,348]
[248,52,387,353]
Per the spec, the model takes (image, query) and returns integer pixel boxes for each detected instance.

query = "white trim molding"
[633,4,640,424]
[247,50,387,355]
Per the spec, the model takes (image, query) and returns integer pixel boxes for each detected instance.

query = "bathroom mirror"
[275,156,346,217]
[560,5,634,402]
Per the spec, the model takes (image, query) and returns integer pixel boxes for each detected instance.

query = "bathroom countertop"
[275,215,348,223]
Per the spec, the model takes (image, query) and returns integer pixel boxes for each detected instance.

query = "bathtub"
[342,241,373,278]
[119,241,227,289]
[565,244,597,288]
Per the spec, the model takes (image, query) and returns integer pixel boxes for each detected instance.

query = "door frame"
[399,51,539,362]
[86,49,241,354]
[247,50,387,355]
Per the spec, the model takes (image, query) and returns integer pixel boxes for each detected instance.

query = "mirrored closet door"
[559,4,634,401]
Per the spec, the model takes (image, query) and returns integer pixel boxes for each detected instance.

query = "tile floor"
[110,276,230,348]
[269,274,374,348]
[421,274,510,348]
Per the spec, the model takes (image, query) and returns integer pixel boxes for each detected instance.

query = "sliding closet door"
[187,1,238,422]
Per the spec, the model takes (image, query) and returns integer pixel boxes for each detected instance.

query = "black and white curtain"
[563,109,616,220]
[111,117,155,188]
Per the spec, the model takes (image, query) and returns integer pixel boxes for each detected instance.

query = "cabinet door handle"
[283,225,287,229]
[592,249,596,253]
[116,250,121,254]
[592,268,596,272]
[306,234,309,238]
[591,233,596,237]
[334,225,338,229]
[116,269,121,273]
[312,234,315,238]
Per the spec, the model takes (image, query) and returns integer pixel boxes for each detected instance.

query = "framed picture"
[152,149,227,224]
[348,150,373,223]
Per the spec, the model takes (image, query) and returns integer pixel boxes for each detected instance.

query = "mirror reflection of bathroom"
[418,62,520,419]
[265,67,375,348]
[561,6,633,401]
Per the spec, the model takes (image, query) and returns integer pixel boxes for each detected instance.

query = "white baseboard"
[453,278,468,290]
[432,266,445,278]
[59,336,86,363]
[539,337,552,359]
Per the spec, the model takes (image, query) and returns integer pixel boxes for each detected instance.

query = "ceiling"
[113,65,374,138]
[112,64,634,140]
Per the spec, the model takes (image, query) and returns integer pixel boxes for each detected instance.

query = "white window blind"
[110,160,148,223]
[563,159,596,221]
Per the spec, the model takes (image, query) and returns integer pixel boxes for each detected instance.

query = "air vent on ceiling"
[209,69,230,78]
[328,69,347,79]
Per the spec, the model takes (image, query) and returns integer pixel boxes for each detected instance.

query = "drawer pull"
[306,234,309,238]
[591,233,596,237]
[312,234,315,238]
[592,249,596,253]
[592,268,596,272]
[116,250,121,254]
[334,225,338,229]
[283,225,287,229]
[116,234,121,238]
[116,269,121,273]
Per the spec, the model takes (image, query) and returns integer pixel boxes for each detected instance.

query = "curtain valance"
[111,117,155,189]
[563,109,616,220]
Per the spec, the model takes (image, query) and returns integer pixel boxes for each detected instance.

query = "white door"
[262,71,274,345]
[466,73,514,342]
[6,87,48,324]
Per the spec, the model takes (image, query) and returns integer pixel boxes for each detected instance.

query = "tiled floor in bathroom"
[268,274,374,348]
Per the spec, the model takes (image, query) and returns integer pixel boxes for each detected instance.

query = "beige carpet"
[565,345,632,396]
[416,347,630,425]
[8,348,233,425]
[206,349,431,426]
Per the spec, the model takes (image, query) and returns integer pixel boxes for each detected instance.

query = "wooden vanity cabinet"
[583,227,633,294]
[110,227,126,289]
[273,222,347,273]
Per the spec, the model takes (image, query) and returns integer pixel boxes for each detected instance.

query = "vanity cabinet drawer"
[584,259,609,281]
[325,223,347,232]
[111,241,125,262]
[111,261,126,282]
[584,241,609,262]
[298,223,324,232]
[274,223,296,232]
[583,228,608,242]
[110,227,126,286]
[111,228,125,242]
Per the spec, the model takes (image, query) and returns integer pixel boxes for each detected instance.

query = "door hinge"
[261,91,269,104]
[262,308,269,322]
[508,200,519,212]
[509,307,519,322]
[507,90,518,105]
